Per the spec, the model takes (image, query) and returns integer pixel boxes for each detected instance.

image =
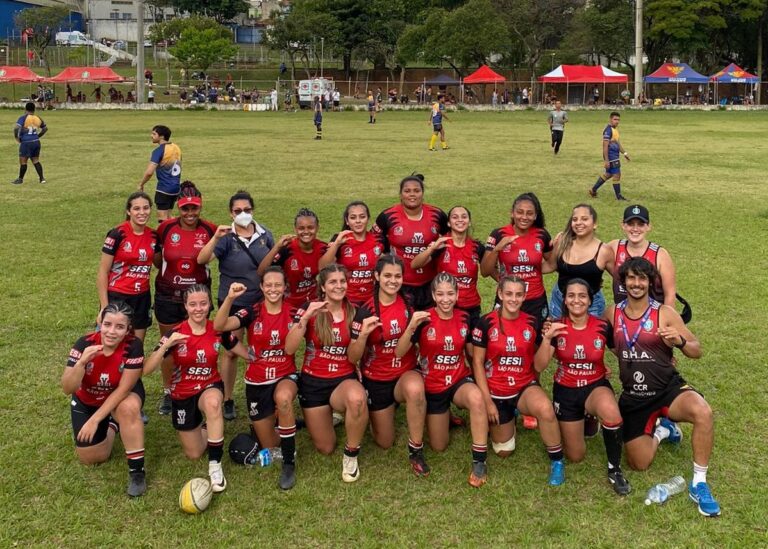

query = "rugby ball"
[179,477,212,514]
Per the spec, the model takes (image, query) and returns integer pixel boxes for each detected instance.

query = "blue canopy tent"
[644,63,709,103]
[710,63,759,104]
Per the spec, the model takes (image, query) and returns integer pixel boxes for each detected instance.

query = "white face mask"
[234,212,253,228]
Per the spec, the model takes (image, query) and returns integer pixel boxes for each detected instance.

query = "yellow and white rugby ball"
[179,477,212,514]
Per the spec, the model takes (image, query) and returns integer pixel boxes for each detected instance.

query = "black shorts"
[333,101,340,107]
[553,378,613,422]
[154,191,178,211]
[298,372,357,409]
[171,381,224,431]
[492,380,540,425]
[403,283,433,311]
[458,305,482,330]
[433,123,443,132]
[521,294,549,335]
[154,293,187,326]
[107,291,152,330]
[245,374,298,421]
[619,378,697,442]
[70,380,145,447]
[426,376,474,415]
[19,140,41,158]
[362,377,398,412]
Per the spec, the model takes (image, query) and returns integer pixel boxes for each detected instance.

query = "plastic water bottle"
[644,475,686,505]
[257,447,283,467]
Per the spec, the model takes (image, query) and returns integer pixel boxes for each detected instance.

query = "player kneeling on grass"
[144,284,249,494]
[473,276,566,487]
[396,273,489,487]
[606,257,720,517]
[62,302,147,497]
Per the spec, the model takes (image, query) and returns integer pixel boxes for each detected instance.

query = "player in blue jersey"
[12,102,48,185]
[313,96,323,140]
[138,125,182,221]
[428,95,450,151]
[589,112,630,201]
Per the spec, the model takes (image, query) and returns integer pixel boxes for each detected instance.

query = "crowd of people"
[50,109,721,518]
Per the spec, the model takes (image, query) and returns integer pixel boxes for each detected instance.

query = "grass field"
[1,108,766,547]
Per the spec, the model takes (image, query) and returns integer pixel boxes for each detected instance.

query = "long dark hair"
[341,201,370,231]
[555,203,598,261]
[372,254,407,319]
[124,191,152,220]
[512,192,546,229]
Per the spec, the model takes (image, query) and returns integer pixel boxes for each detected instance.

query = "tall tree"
[169,26,238,72]
[168,0,249,22]
[15,5,70,76]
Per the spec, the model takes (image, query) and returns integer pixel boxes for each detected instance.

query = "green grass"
[1,109,766,546]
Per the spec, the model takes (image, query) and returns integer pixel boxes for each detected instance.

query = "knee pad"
[492,436,516,454]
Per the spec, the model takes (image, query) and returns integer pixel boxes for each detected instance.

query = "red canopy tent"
[539,65,628,104]
[463,65,506,84]
[48,67,125,83]
[0,66,44,83]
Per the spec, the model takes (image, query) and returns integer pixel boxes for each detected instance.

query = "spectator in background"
[145,69,153,87]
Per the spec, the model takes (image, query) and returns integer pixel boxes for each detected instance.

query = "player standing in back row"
[12,102,47,184]
[589,112,630,201]
[428,95,449,151]
[547,100,568,155]
[138,125,182,222]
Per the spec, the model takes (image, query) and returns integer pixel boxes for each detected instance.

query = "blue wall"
[235,25,263,44]
[1,1,83,39]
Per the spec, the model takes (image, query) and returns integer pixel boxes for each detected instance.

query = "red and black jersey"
[552,315,612,388]
[67,332,144,407]
[613,240,665,303]
[102,221,159,295]
[155,218,217,300]
[273,239,328,309]
[351,295,417,381]
[330,231,383,305]
[158,320,235,399]
[412,308,471,393]
[234,301,296,384]
[472,311,539,398]
[295,302,356,379]
[433,238,485,309]
[614,301,677,399]
[485,225,552,300]
[373,203,448,286]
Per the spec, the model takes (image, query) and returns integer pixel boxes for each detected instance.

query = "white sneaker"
[342,454,359,483]
[209,462,227,493]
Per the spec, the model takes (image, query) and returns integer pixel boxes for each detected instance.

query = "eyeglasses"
[180,205,200,212]
[232,208,253,215]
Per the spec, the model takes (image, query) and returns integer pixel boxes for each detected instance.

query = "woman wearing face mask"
[153,181,217,416]
[213,269,300,491]
[411,205,485,327]
[144,285,247,494]
[62,302,147,497]
[259,208,328,311]
[373,173,448,311]
[348,255,429,476]
[97,192,159,341]
[319,201,382,307]
[396,273,489,488]
[198,190,275,420]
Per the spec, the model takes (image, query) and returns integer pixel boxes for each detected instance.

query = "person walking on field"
[589,111,630,201]
[548,100,568,155]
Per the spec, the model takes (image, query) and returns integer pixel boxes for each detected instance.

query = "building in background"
[1,0,84,39]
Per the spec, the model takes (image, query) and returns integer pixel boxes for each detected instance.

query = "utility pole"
[136,0,145,104]
[634,0,643,103]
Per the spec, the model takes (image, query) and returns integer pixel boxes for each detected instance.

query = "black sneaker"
[223,399,237,421]
[615,194,628,201]
[127,471,146,497]
[141,411,150,425]
[588,189,597,198]
[608,468,631,496]
[11,178,23,185]
[409,449,431,477]
[279,463,296,490]
[158,393,172,415]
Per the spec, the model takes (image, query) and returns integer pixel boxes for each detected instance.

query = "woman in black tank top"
[546,204,614,318]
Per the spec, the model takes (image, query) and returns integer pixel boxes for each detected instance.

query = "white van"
[298,78,334,108]
[56,31,92,46]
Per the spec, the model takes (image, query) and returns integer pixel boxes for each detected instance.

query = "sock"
[408,438,423,457]
[653,424,670,443]
[316,125,322,138]
[429,134,437,149]
[108,420,120,434]
[471,443,487,463]
[369,115,372,123]
[440,140,447,149]
[602,422,623,470]
[19,164,28,180]
[592,175,606,192]
[279,424,297,465]
[126,448,145,474]
[693,462,708,485]
[613,183,622,197]
[207,436,224,463]
[546,443,564,462]
[344,444,360,458]
[33,162,44,179]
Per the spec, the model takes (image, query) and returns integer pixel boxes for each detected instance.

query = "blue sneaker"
[660,417,683,444]
[548,459,565,486]
[689,481,721,517]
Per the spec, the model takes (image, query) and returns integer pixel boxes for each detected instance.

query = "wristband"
[674,336,686,349]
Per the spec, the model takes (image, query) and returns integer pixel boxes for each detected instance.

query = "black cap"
[623,204,649,223]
